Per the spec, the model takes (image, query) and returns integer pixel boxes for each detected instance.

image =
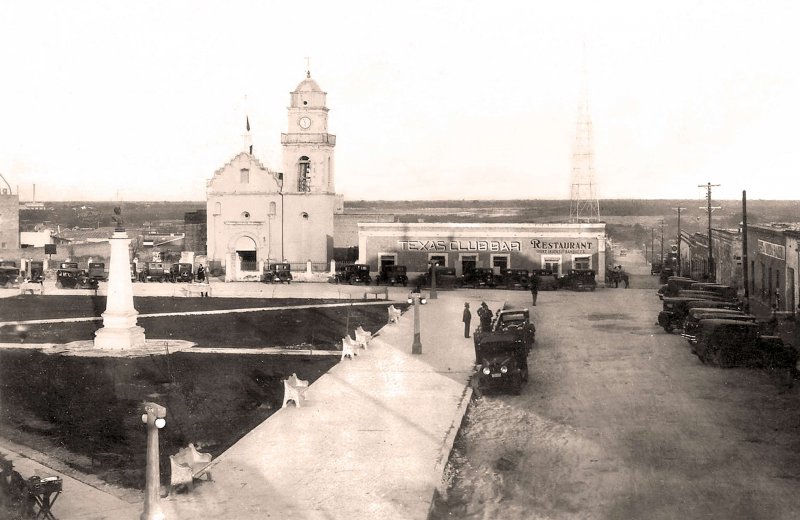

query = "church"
[206,72,343,281]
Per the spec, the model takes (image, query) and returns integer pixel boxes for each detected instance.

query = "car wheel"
[663,323,674,333]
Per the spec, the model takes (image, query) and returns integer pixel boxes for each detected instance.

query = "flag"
[246,116,250,132]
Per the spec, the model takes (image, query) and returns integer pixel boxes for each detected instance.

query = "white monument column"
[94,229,146,349]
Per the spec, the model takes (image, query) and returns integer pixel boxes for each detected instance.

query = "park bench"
[282,373,309,408]
[387,305,402,324]
[363,286,389,300]
[341,335,360,360]
[169,443,213,493]
[354,326,372,350]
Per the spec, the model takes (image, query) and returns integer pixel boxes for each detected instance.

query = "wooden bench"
[341,335,359,360]
[387,305,402,324]
[169,443,213,493]
[354,326,372,350]
[282,373,309,408]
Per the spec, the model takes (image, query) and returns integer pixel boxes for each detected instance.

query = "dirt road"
[432,283,800,519]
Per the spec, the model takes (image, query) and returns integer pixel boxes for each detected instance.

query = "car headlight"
[482,367,491,375]
[500,366,508,374]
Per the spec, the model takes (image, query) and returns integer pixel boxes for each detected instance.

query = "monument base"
[94,326,147,350]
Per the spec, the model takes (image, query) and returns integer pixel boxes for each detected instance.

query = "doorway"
[542,256,562,277]
[459,254,477,276]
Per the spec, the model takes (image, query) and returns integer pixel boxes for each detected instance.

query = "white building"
[206,73,342,281]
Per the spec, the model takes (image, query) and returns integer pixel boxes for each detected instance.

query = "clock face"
[299,117,311,129]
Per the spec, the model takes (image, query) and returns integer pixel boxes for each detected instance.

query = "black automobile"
[500,268,530,290]
[658,297,742,333]
[375,265,408,286]
[657,276,696,300]
[416,266,458,289]
[681,308,755,344]
[332,264,371,285]
[56,267,98,290]
[530,269,559,291]
[658,267,676,284]
[143,262,168,282]
[691,319,798,369]
[474,314,532,395]
[87,262,106,282]
[461,267,497,289]
[687,283,738,301]
[169,263,194,283]
[0,265,21,288]
[558,269,596,291]
[651,262,662,275]
[264,263,293,284]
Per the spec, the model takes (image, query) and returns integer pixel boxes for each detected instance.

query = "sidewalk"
[1,290,498,519]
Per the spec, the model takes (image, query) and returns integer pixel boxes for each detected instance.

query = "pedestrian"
[462,302,472,338]
[529,271,539,305]
[478,302,493,332]
[197,264,206,282]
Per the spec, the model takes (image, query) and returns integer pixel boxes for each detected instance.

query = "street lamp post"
[141,402,167,520]
[430,261,438,300]
[407,291,427,354]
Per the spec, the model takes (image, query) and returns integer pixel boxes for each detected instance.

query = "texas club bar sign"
[397,240,521,252]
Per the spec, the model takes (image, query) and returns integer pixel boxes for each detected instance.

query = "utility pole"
[673,207,686,276]
[699,182,721,281]
[651,227,655,267]
[659,219,665,269]
[742,190,749,313]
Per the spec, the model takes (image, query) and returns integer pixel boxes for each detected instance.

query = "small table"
[26,476,62,519]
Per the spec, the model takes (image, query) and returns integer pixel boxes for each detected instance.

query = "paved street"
[433,280,800,520]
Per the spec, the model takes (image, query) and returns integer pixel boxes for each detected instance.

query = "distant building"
[0,192,20,250]
[206,72,342,281]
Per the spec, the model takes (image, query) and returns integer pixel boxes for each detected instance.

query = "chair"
[354,326,372,350]
[282,373,309,408]
[169,443,213,493]
[387,305,402,324]
[341,336,358,360]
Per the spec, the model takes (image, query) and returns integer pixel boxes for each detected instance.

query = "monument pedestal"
[94,230,146,349]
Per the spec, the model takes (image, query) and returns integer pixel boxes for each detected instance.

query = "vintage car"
[691,319,798,369]
[143,262,168,283]
[56,266,98,289]
[461,267,498,289]
[0,264,22,288]
[657,276,696,299]
[558,269,596,291]
[169,263,194,283]
[682,308,755,344]
[416,266,458,289]
[28,261,45,282]
[87,262,107,281]
[263,263,293,284]
[651,262,662,275]
[687,283,738,301]
[375,265,408,286]
[332,264,371,285]
[658,267,676,284]
[473,309,535,395]
[530,269,559,291]
[500,268,530,290]
[658,297,742,333]
[676,289,733,302]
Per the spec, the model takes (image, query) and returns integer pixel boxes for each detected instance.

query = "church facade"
[206,74,342,281]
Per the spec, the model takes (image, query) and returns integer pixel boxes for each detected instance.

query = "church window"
[240,169,250,184]
[301,212,309,219]
[242,211,250,220]
[297,156,311,192]
[268,202,276,216]
[303,101,308,105]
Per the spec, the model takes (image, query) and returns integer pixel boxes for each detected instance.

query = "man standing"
[530,270,540,305]
[478,302,493,332]
[462,302,472,338]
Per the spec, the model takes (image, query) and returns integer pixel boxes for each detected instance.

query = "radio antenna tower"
[569,51,600,223]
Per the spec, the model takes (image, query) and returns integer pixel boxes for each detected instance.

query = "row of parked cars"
[327,264,598,291]
[656,276,797,369]
[132,262,197,283]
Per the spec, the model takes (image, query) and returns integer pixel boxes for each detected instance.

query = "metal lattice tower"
[569,62,600,223]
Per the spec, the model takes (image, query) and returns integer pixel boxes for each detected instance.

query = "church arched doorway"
[234,235,258,272]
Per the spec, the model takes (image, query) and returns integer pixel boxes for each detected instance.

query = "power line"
[698,182,721,281]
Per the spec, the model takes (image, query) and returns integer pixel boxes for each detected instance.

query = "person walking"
[530,271,540,305]
[197,264,206,282]
[478,302,493,332]
[462,302,472,338]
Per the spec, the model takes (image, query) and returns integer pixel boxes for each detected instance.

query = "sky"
[1,1,799,202]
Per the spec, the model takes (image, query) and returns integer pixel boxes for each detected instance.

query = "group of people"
[608,265,629,288]
[461,272,541,338]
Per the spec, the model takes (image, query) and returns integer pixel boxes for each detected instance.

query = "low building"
[357,222,607,283]
[746,223,800,312]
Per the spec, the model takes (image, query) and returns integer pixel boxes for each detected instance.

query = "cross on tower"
[305,56,311,78]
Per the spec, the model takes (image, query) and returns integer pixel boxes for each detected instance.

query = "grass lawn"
[0,296,405,491]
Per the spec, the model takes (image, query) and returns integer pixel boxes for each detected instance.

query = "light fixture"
[155,418,166,429]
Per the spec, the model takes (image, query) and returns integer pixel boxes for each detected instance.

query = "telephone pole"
[659,219,665,268]
[673,206,686,276]
[699,182,721,282]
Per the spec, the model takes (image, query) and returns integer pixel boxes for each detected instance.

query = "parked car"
[657,276,696,299]
[658,267,676,284]
[169,263,194,283]
[263,263,293,284]
[332,264,371,285]
[56,266,98,289]
[29,261,45,282]
[651,262,662,275]
[691,319,798,369]
[688,283,738,301]
[143,262,168,282]
[416,266,458,289]
[658,297,742,333]
[87,262,107,281]
[530,269,559,291]
[558,269,596,291]
[0,264,22,288]
[473,309,534,395]
[500,269,530,290]
[461,267,497,289]
[375,265,408,286]
[682,308,755,344]
[676,289,732,302]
